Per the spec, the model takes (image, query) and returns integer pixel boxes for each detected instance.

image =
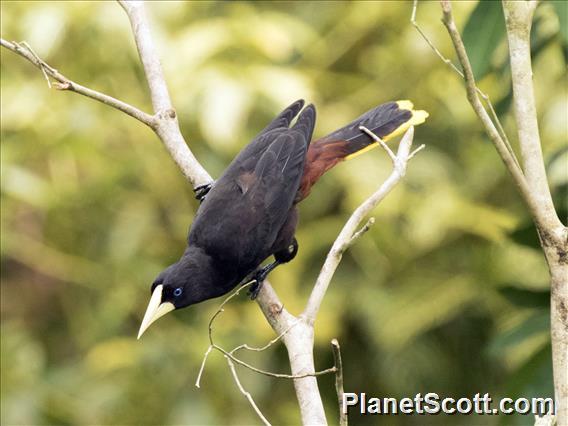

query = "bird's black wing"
[189,105,315,272]
[224,99,305,165]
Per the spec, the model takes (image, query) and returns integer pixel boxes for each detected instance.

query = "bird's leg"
[193,182,214,203]
[248,238,299,300]
[248,260,282,300]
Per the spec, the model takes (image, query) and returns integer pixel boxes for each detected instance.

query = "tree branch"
[118,0,212,188]
[197,281,337,382]
[304,126,420,323]
[117,1,172,113]
[196,282,338,425]
[502,1,562,232]
[225,356,272,426]
[502,2,568,423]
[438,0,563,247]
[429,2,567,423]
[410,0,521,173]
[331,339,347,426]
[0,38,156,127]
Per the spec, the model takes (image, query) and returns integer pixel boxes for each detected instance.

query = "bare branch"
[438,0,562,247]
[117,0,172,113]
[0,38,156,127]
[349,217,375,245]
[198,281,336,381]
[255,283,329,425]
[410,0,521,172]
[225,356,272,426]
[503,2,567,423]
[118,0,212,188]
[408,144,426,160]
[502,1,562,231]
[195,345,213,388]
[331,339,347,426]
[304,126,421,323]
[418,2,567,423]
[230,318,301,356]
[359,125,396,162]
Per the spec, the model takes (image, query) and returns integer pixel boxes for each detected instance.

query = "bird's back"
[189,102,315,281]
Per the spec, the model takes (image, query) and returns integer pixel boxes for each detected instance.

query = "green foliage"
[552,1,568,45]
[462,1,506,80]
[1,1,565,425]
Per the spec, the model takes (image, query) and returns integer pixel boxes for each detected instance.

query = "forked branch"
[437,0,562,246]
[304,126,423,323]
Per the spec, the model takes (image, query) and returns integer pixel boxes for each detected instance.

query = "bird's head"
[137,264,190,339]
[137,247,219,339]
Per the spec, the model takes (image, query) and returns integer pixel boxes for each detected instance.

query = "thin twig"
[408,143,426,160]
[225,356,272,426]
[214,343,337,380]
[207,281,255,345]
[0,39,156,127]
[198,281,336,380]
[19,41,52,88]
[359,126,396,162]
[195,345,213,388]
[331,339,347,426]
[410,0,521,172]
[349,217,375,246]
[230,318,301,356]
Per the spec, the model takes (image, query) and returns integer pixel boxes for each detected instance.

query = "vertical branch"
[502,1,561,232]
[435,1,568,423]
[118,0,212,187]
[118,1,171,112]
[502,2,568,423]
[331,339,347,426]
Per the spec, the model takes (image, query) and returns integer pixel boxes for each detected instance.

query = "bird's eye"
[173,287,183,297]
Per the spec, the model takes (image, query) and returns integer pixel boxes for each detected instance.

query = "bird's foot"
[249,280,264,300]
[194,182,214,203]
[248,262,279,300]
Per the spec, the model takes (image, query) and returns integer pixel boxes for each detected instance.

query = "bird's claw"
[249,279,264,300]
[248,265,272,300]
[194,182,213,203]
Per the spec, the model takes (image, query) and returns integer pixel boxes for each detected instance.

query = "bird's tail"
[297,101,428,202]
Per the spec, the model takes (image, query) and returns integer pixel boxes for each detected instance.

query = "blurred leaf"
[488,311,549,355]
[86,338,139,373]
[510,221,541,249]
[494,85,513,117]
[462,1,506,80]
[498,286,550,309]
[376,276,478,350]
[552,1,568,45]
[503,344,553,403]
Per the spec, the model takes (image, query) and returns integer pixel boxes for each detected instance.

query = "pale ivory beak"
[137,284,175,339]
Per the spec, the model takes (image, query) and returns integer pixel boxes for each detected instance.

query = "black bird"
[138,100,427,337]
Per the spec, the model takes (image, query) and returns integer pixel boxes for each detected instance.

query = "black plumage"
[138,99,427,337]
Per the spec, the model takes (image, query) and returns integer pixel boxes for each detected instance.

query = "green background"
[1,1,566,425]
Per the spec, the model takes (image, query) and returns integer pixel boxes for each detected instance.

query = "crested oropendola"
[138,100,428,338]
